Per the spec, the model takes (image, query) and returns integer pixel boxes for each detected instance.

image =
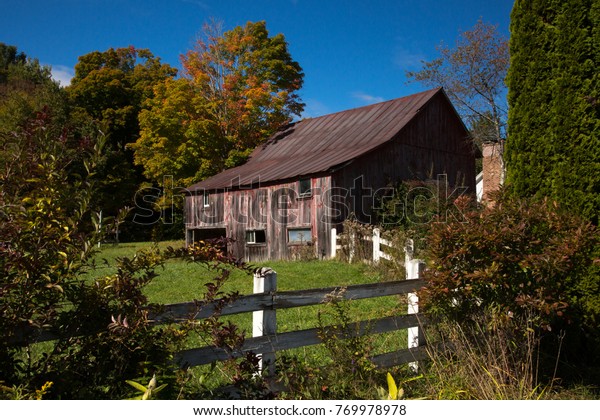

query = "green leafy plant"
[337,217,374,263]
[317,289,376,378]
[373,178,475,258]
[378,372,403,400]
[285,288,379,399]
[377,372,424,400]
[421,191,600,391]
[126,374,167,400]
[0,112,256,399]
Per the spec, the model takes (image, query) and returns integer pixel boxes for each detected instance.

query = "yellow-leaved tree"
[130,20,304,193]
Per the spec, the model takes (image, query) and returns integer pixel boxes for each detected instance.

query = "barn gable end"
[185,88,476,261]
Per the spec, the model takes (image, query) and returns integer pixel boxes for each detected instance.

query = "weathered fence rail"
[152,278,425,324]
[167,251,427,375]
[13,255,428,376]
[171,272,427,373]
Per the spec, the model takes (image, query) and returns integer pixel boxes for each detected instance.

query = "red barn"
[185,88,476,261]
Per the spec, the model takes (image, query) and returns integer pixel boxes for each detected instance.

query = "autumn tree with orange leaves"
[131,20,304,190]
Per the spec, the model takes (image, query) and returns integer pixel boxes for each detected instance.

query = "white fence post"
[331,227,337,258]
[405,239,425,372]
[97,210,102,248]
[349,230,355,263]
[253,267,277,376]
[372,227,381,263]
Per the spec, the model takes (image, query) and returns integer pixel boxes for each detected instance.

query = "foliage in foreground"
[0,112,255,399]
[2,113,598,400]
[420,191,600,393]
[275,293,416,400]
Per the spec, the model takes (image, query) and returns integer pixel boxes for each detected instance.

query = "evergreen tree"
[505,0,599,224]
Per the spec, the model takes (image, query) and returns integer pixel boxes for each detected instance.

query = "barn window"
[288,228,312,244]
[203,192,210,207]
[246,230,266,244]
[298,178,312,198]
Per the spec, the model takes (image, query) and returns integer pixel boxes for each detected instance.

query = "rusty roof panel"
[188,88,443,192]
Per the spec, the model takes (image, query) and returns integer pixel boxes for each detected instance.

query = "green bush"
[0,112,181,398]
[420,191,600,383]
[374,177,475,258]
[0,113,252,399]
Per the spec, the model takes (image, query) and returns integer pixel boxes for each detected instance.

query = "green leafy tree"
[505,0,600,224]
[68,47,178,148]
[67,47,178,218]
[130,20,304,190]
[133,77,212,188]
[0,43,67,136]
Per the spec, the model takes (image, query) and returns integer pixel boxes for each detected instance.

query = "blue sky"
[0,0,513,117]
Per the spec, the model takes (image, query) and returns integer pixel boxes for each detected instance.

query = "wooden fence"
[167,261,427,376]
[14,253,428,378]
[330,227,395,263]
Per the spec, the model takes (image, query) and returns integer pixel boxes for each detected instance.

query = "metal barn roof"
[187,87,444,192]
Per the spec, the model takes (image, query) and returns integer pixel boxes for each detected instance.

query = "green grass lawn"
[88,241,409,376]
[89,240,409,337]
[84,242,600,400]
[90,239,399,296]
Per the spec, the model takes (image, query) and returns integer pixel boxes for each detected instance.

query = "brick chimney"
[481,142,504,202]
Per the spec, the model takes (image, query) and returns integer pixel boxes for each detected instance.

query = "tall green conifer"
[506,0,599,223]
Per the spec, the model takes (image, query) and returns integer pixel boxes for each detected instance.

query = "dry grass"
[419,314,558,400]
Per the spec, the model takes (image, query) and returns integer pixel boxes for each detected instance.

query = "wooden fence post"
[372,227,381,263]
[253,267,277,376]
[405,239,425,372]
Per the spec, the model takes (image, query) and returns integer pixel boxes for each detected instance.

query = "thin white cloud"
[50,65,74,87]
[180,0,210,10]
[394,46,427,70]
[301,98,331,118]
[352,92,385,105]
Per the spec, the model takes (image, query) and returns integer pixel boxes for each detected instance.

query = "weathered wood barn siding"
[330,92,475,225]
[185,176,332,260]
[184,88,477,262]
